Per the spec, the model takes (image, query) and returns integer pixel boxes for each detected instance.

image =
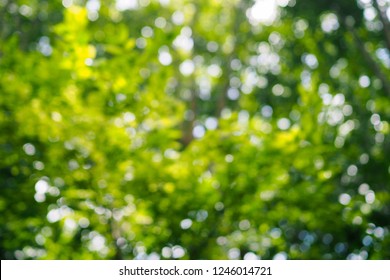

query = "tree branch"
[373,0,390,51]
[345,17,390,96]
[216,6,241,117]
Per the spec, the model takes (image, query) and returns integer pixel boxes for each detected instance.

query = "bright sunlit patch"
[339,193,351,205]
[172,11,184,25]
[248,0,278,25]
[159,0,170,6]
[273,251,287,260]
[228,248,241,260]
[47,209,61,223]
[179,59,195,76]
[207,64,222,78]
[155,17,167,28]
[277,118,291,130]
[37,36,52,56]
[205,117,218,130]
[86,0,100,20]
[364,7,377,21]
[180,219,192,230]
[78,217,90,228]
[158,47,172,66]
[193,125,205,138]
[302,53,319,69]
[321,13,339,33]
[23,143,36,155]
[116,0,138,11]
[244,252,260,260]
[365,191,375,204]
[173,33,194,53]
[359,75,371,88]
[161,247,172,258]
[62,0,73,8]
[86,0,100,11]
[239,220,251,231]
[35,180,49,194]
[227,88,240,100]
[387,7,390,21]
[141,26,154,38]
[64,218,78,232]
[88,233,106,251]
[172,245,185,258]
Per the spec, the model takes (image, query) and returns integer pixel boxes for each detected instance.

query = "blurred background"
[1,0,390,260]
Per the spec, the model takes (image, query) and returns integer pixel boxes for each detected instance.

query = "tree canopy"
[1,0,390,260]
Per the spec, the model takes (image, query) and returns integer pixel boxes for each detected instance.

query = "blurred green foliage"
[1,0,390,260]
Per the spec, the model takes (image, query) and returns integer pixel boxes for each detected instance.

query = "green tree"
[1,0,389,260]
